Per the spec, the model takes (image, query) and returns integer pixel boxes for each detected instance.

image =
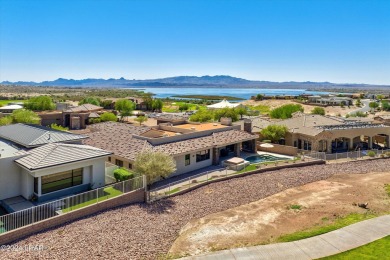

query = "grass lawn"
[236,164,257,174]
[385,184,390,196]
[62,187,123,213]
[165,187,181,195]
[319,235,390,260]
[277,212,377,242]
[162,101,206,113]
[0,100,26,106]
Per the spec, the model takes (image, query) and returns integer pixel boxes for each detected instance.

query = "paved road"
[180,215,390,260]
[348,99,371,115]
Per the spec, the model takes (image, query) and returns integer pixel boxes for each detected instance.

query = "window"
[115,159,123,167]
[185,154,190,166]
[108,157,111,162]
[41,168,83,194]
[196,149,210,162]
[129,163,132,169]
[34,177,38,194]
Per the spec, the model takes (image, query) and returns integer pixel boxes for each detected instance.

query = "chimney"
[244,119,252,133]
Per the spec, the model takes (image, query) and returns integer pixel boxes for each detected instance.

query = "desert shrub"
[367,151,376,157]
[270,104,304,119]
[50,123,68,131]
[113,168,134,182]
[24,96,55,111]
[260,125,288,143]
[311,107,325,115]
[100,112,117,122]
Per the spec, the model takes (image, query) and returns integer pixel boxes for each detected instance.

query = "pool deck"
[151,151,295,193]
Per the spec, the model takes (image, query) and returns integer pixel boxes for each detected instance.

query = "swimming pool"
[245,154,289,163]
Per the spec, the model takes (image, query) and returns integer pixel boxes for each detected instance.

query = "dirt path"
[169,172,390,256]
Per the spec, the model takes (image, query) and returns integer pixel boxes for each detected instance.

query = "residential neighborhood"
[1,0,390,259]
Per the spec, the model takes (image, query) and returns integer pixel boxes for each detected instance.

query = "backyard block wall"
[257,142,298,156]
[0,188,145,246]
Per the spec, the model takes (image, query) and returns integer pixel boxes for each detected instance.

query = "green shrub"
[113,168,134,182]
[367,151,376,157]
[311,107,325,115]
[50,123,69,131]
[289,204,302,210]
[100,112,117,122]
[386,152,390,157]
[270,104,304,119]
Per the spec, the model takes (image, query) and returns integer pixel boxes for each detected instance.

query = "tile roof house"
[83,121,257,176]
[0,124,112,208]
[245,113,390,153]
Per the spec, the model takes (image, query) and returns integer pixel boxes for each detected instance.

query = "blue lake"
[126,87,330,100]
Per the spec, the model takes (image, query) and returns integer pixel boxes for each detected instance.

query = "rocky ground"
[3,159,390,260]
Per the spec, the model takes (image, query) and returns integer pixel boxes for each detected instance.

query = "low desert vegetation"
[100,112,117,122]
[260,124,288,143]
[24,95,55,111]
[50,123,69,131]
[269,104,304,119]
[311,106,325,115]
[0,109,41,125]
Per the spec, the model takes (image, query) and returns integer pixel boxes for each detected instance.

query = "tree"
[369,101,379,112]
[235,106,247,119]
[134,115,148,125]
[189,109,213,122]
[79,97,101,106]
[382,100,390,111]
[269,104,304,119]
[11,109,40,124]
[152,99,163,112]
[50,123,69,131]
[115,99,135,121]
[340,101,346,108]
[311,107,325,115]
[214,107,239,122]
[144,96,154,111]
[24,96,55,111]
[101,100,113,109]
[356,98,361,107]
[0,116,13,126]
[377,94,384,100]
[260,125,288,143]
[100,112,117,122]
[178,103,190,112]
[133,151,176,185]
[255,94,264,101]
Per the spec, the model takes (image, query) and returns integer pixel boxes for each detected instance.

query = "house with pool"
[244,112,390,153]
[82,120,258,176]
[0,124,111,213]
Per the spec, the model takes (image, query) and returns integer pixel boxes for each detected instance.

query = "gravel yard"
[3,159,390,260]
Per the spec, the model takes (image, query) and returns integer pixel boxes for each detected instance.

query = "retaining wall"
[0,189,145,245]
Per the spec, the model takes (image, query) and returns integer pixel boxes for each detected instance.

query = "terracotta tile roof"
[64,104,103,112]
[83,122,256,159]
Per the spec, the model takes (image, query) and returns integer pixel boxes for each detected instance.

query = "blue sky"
[1,0,389,84]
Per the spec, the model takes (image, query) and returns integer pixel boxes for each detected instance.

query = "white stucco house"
[0,124,112,213]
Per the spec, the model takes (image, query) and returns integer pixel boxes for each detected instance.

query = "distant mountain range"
[1,75,389,90]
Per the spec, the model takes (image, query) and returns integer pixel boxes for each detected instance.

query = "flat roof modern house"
[83,120,257,176]
[246,113,390,153]
[0,124,111,212]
